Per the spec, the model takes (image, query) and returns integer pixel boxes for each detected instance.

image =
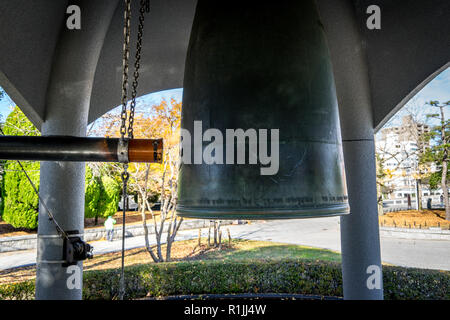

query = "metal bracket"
[38,234,84,239]
[37,260,68,264]
[117,138,129,163]
[153,140,159,162]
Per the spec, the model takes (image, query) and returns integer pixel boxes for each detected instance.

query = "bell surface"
[177,0,350,220]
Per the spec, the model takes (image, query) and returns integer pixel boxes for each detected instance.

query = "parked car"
[118,195,138,211]
[151,202,161,211]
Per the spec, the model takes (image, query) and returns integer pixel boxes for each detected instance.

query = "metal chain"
[119,0,148,300]
[120,0,131,141]
[119,165,129,300]
[118,0,131,301]
[128,0,147,139]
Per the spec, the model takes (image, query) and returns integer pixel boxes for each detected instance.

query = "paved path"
[1,217,449,271]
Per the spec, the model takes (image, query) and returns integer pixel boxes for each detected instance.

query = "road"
[1,217,449,271]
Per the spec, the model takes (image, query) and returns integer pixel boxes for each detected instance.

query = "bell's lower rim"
[176,204,350,220]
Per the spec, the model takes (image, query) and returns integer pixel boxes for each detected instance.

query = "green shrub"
[84,169,120,220]
[383,266,450,300]
[0,107,40,229]
[78,260,345,300]
[1,260,448,300]
[97,175,120,218]
[0,281,35,300]
[84,166,101,219]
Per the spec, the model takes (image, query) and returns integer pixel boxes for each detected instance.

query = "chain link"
[128,0,147,139]
[118,0,132,301]
[120,0,132,141]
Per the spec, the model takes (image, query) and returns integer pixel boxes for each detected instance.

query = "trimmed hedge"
[85,167,120,220]
[0,260,449,300]
[84,166,102,219]
[97,175,121,218]
[0,281,35,300]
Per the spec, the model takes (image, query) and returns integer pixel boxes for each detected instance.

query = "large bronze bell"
[177,0,350,220]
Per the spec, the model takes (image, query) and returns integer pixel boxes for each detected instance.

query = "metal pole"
[0,136,162,163]
[35,0,119,300]
[317,0,383,299]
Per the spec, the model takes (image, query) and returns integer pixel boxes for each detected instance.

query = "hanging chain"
[120,0,131,141]
[128,0,147,139]
[119,0,148,300]
[118,0,131,301]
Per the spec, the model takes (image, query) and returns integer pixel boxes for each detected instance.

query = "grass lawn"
[0,239,340,285]
[193,239,341,262]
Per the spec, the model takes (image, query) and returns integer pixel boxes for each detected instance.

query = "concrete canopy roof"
[0,0,448,131]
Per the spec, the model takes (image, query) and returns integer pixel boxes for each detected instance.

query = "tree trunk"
[142,201,159,263]
[166,211,183,261]
[376,181,384,215]
[217,221,222,247]
[213,221,217,246]
[207,224,211,248]
[156,224,164,261]
[439,106,449,221]
[140,164,160,263]
[442,159,449,220]
[166,240,172,262]
[166,213,176,262]
[417,179,423,211]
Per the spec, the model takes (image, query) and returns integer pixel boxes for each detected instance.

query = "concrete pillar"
[317,0,383,299]
[36,0,118,300]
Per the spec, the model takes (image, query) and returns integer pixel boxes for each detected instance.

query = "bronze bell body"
[177,0,350,220]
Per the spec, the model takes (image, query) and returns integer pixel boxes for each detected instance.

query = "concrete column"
[36,0,118,300]
[317,0,383,299]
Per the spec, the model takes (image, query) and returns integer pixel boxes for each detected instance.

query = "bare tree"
[142,146,183,262]
[207,220,223,249]
[422,101,450,220]
[86,97,185,259]
[375,102,433,211]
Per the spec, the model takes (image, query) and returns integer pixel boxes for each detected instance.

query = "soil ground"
[379,209,450,229]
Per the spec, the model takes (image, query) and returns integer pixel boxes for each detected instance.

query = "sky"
[0,87,183,125]
[86,88,183,135]
[0,89,15,123]
[142,88,183,105]
[382,67,450,128]
[0,68,448,128]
